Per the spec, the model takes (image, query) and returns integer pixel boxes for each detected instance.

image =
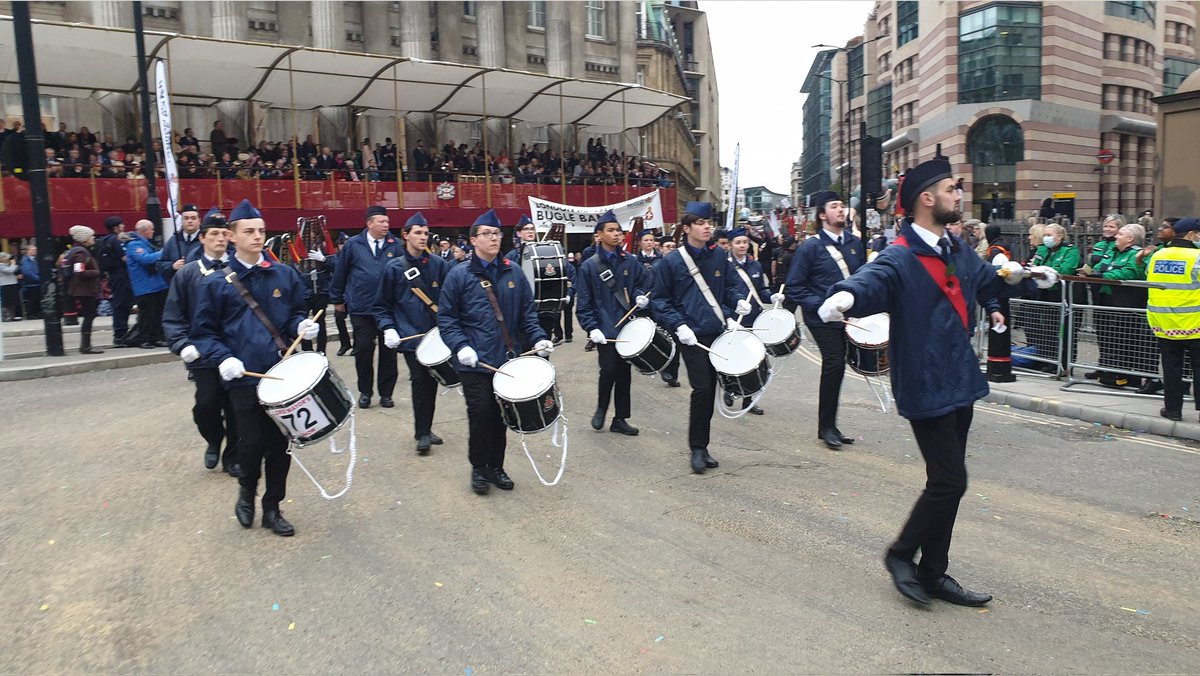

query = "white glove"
[634,294,649,309]
[218,357,245,381]
[1030,265,1059,290]
[735,299,752,316]
[588,328,607,344]
[534,339,555,357]
[383,328,401,349]
[770,292,786,305]
[297,318,320,340]
[726,318,742,332]
[1000,261,1025,285]
[457,346,478,368]
[307,248,326,262]
[818,291,854,324]
[676,324,697,346]
[180,345,200,363]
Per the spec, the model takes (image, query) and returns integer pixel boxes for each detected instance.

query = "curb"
[985,388,1200,442]
[0,350,177,382]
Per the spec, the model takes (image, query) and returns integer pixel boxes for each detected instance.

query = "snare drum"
[416,327,462,388]
[752,307,802,357]
[845,312,890,376]
[258,352,354,447]
[709,330,770,397]
[616,317,676,374]
[492,356,562,433]
[520,241,568,313]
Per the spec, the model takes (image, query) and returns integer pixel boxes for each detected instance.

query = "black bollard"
[986,299,1016,383]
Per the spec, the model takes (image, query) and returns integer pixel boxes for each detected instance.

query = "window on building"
[528,1,545,29]
[463,1,476,19]
[247,1,278,32]
[847,43,865,100]
[1164,57,1200,95]
[586,1,606,38]
[897,1,919,47]
[878,52,891,74]
[878,16,890,37]
[636,65,646,86]
[1105,1,1155,26]
[959,3,1042,104]
[867,83,893,139]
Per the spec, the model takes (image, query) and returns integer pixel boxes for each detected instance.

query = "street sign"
[1097,150,1116,165]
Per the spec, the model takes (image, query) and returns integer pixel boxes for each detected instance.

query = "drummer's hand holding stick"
[617,293,651,327]
[734,298,752,327]
[283,310,324,359]
[180,345,201,364]
[534,339,555,358]
[383,329,402,349]
[818,291,855,324]
[676,324,725,358]
[589,328,608,345]
[219,357,246,381]
[772,284,786,310]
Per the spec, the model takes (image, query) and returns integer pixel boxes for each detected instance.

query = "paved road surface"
[3,339,1197,672]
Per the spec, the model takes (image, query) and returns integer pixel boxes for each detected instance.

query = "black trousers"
[889,405,973,585]
[662,333,681,381]
[679,337,717,451]
[109,274,133,342]
[192,367,239,467]
[133,288,167,343]
[351,314,397,397]
[460,371,508,470]
[563,299,575,339]
[229,386,291,510]
[21,285,41,319]
[1160,337,1200,413]
[539,311,560,341]
[301,293,329,353]
[403,352,439,438]
[72,296,97,350]
[809,323,848,433]
[334,306,351,351]
[595,343,632,419]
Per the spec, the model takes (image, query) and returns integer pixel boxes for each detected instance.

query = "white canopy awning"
[0,17,687,132]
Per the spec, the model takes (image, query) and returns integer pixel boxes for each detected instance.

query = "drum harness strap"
[475,272,518,358]
[731,258,767,308]
[224,271,290,353]
[677,245,728,327]
[593,253,631,312]
[824,245,853,280]
[396,256,439,314]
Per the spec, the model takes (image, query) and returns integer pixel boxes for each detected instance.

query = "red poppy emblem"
[387,238,395,244]
[259,260,270,268]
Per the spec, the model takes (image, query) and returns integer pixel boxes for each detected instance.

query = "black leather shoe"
[564,336,573,343]
[80,347,105,354]
[416,435,432,455]
[690,448,707,474]
[471,468,490,495]
[747,405,764,415]
[225,463,242,478]
[820,429,844,450]
[591,408,606,431]
[1161,407,1183,421]
[1084,370,1099,380]
[883,551,931,604]
[261,510,295,537]
[204,443,220,469]
[1137,380,1164,395]
[235,487,255,528]
[358,395,371,409]
[610,418,639,435]
[486,466,515,490]
[139,341,157,349]
[923,575,991,606]
[584,340,595,352]
[833,428,855,444]
[336,346,352,356]
[380,396,395,408]
[429,433,444,445]
[702,450,719,468]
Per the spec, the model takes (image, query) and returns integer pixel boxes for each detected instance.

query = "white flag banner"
[767,210,780,238]
[725,142,740,232]
[528,190,666,235]
[154,60,181,240]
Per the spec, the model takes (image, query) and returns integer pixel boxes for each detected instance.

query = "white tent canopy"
[0,17,687,132]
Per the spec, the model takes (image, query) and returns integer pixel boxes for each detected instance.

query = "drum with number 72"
[258,352,355,447]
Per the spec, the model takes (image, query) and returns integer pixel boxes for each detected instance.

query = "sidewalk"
[0,316,176,381]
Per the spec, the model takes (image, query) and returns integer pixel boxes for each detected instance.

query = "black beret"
[900,158,954,213]
[103,215,124,230]
[811,191,840,211]
[179,203,200,214]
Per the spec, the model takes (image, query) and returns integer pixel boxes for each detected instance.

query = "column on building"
[546,2,573,77]
[210,1,250,149]
[476,2,509,160]
[400,1,435,173]
[90,1,136,144]
[1118,133,1135,215]
[311,0,350,155]
[617,3,637,84]
[1137,136,1154,214]
[360,0,393,152]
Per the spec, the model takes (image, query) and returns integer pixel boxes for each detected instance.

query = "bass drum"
[258,352,354,447]
[416,327,462,388]
[616,317,676,374]
[845,312,890,376]
[752,307,802,357]
[709,330,770,397]
[520,241,568,314]
[492,356,562,434]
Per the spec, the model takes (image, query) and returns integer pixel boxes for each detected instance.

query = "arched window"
[968,115,1024,220]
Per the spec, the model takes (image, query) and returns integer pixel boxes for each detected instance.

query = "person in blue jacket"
[728,227,785,415]
[162,207,239,477]
[503,214,537,264]
[819,158,1056,608]
[437,208,554,495]
[650,233,682,387]
[785,190,867,449]
[124,219,169,348]
[330,205,405,409]
[330,232,352,355]
[374,212,451,455]
[575,210,650,436]
[156,204,203,283]
[190,199,320,537]
[18,243,41,319]
[651,202,752,474]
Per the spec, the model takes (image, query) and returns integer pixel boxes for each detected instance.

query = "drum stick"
[412,287,439,312]
[398,332,427,342]
[616,292,650,327]
[478,361,516,377]
[244,371,285,381]
[283,309,325,359]
[693,342,726,359]
[842,319,868,331]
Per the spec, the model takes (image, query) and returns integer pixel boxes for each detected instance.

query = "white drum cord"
[861,372,894,414]
[716,364,777,419]
[287,411,358,500]
[520,412,569,487]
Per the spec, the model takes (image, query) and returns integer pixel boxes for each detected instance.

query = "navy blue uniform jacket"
[330,230,405,315]
[371,252,450,353]
[190,256,308,390]
[650,243,741,339]
[156,232,203,282]
[575,248,651,338]
[163,256,225,369]
[786,230,867,328]
[830,223,1035,421]
[437,255,547,374]
[730,255,771,323]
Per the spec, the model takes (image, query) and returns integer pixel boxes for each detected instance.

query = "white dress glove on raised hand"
[457,346,478,368]
[770,292,786,305]
[634,294,650,309]
[297,318,320,340]
[383,328,401,349]
[180,345,201,363]
[307,248,326,262]
[218,357,245,381]
[1030,265,1059,290]
[534,339,555,357]
[1000,260,1026,285]
[676,324,698,346]
[735,299,753,316]
[726,318,742,332]
[588,328,607,344]
[817,291,855,324]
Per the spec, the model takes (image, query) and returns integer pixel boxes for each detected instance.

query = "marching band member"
[727,227,784,415]
[636,228,662,269]
[651,202,751,474]
[374,212,450,455]
[163,208,239,476]
[331,206,404,409]
[654,233,682,387]
[438,209,554,495]
[785,190,867,450]
[297,240,333,354]
[818,158,1052,606]
[503,214,537,264]
[156,204,203,283]
[191,199,321,536]
[575,210,649,436]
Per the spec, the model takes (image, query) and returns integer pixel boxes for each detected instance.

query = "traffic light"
[860,136,883,199]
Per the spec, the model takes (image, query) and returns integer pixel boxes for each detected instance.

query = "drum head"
[846,312,890,347]
[752,308,798,344]
[258,352,328,405]
[416,327,452,366]
[616,317,656,357]
[493,356,556,401]
[710,330,766,374]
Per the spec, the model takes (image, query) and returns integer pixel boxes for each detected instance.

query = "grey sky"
[703,0,874,194]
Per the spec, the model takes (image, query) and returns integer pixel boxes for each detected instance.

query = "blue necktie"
[374,240,381,258]
[939,238,951,262]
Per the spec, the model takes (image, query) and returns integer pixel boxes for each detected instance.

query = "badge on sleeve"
[714,270,721,277]
[273,288,281,298]
[507,281,515,288]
